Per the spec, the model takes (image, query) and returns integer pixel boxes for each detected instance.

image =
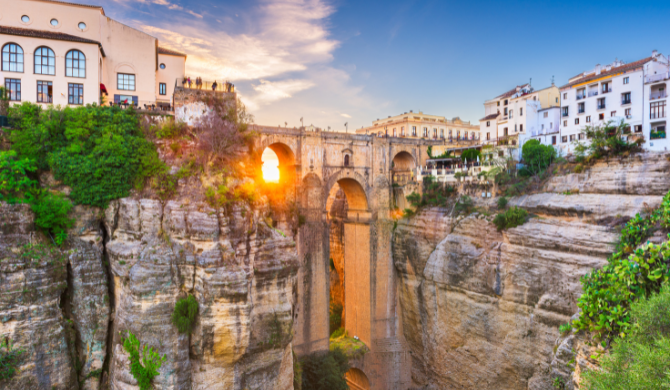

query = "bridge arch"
[392,150,415,171]
[346,367,371,390]
[323,171,369,212]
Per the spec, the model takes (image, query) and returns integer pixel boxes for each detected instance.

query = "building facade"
[0,0,186,109]
[559,51,669,154]
[356,111,480,156]
[480,83,560,159]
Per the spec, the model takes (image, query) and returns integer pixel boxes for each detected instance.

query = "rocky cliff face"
[394,152,670,389]
[0,195,299,390]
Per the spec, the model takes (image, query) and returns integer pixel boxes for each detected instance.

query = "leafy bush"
[558,323,571,335]
[573,163,584,174]
[580,285,670,390]
[8,103,164,208]
[122,331,166,390]
[0,338,25,380]
[155,118,187,139]
[405,177,457,210]
[172,295,199,334]
[574,119,643,161]
[521,139,557,176]
[406,192,421,207]
[493,206,528,231]
[461,148,481,162]
[31,192,75,245]
[0,150,37,204]
[573,191,670,339]
[454,195,474,214]
[497,196,508,209]
[329,301,343,335]
[300,348,350,390]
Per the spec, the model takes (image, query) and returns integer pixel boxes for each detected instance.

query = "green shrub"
[0,150,37,204]
[573,191,670,340]
[31,191,75,245]
[8,103,164,208]
[172,295,199,334]
[574,119,642,161]
[0,338,25,380]
[402,208,415,218]
[493,206,528,231]
[300,348,350,390]
[497,196,508,209]
[522,139,557,176]
[406,192,421,207]
[558,323,571,335]
[580,285,670,390]
[155,118,187,139]
[573,164,584,174]
[329,302,343,335]
[454,195,474,214]
[122,331,166,390]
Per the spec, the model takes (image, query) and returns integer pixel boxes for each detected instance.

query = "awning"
[100,83,108,95]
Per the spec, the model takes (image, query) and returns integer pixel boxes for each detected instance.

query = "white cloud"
[243,79,315,111]
[187,10,203,18]
[340,113,351,118]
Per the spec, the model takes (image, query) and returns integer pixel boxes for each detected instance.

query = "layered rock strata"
[394,152,670,389]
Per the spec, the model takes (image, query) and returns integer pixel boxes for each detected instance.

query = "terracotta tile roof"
[496,84,530,99]
[0,25,103,48]
[158,46,187,57]
[480,113,499,121]
[32,0,105,13]
[561,57,652,89]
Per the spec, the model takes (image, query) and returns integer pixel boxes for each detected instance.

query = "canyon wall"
[0,195,299,390]
[393,152,670,389]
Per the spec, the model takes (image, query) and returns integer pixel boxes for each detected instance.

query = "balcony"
[650,92,668,100]
[602,88,612,94]
[597,103,606,110]
[576,94,586,100]
[645,72,670,84]
[622,99,632,105]
[588,91,599,97]
[651,113,666,119]
[650,130,666,139]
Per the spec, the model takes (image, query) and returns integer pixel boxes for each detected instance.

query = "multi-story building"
[480,83,560,159]
[356,111,480,156]
[1,0,187,109]
[559,51,669,154]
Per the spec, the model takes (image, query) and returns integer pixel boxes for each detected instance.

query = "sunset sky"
[88,0,670,131]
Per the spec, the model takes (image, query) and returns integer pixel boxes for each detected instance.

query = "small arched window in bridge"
[344,154,350,167]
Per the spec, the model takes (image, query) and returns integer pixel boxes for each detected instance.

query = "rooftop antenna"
[551,75,555,85]
[529,78,532,87]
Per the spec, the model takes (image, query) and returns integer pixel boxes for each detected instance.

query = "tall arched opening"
[258,142,297,233]
[391,151,416,209]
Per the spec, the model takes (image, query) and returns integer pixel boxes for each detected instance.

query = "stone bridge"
[251,125,442,390]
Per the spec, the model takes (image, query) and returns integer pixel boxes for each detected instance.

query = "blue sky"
[87,0,670,130]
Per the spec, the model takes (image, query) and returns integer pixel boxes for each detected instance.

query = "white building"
[559,51,669,154]
[643,54,670,151]
[0,0,187,109]
[519,105,561,149]
[480,83,560,160]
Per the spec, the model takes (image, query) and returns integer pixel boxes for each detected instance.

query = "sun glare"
[262,148,280,183]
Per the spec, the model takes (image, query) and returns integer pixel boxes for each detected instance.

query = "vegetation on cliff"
[574,191,670,341]
[300,348,350,390]
[172,295,199,334]
[122,331,166,390]
[492,206,528,231]
[581,284,670,389]
[574,120,644,163]
[0,339,25,381]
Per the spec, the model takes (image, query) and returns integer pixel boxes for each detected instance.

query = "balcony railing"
[650,92,668,100]
[650,112,666,119]
[622,99,632,105]
[578,109,585,114]
[588,91,599,97]
[598,103,606,110]
[562,112,569,117]
[602,88,612,94]
[175,78,235,93]
[650,130,666,139]
[576,94,586,100]
[645,72,670,84]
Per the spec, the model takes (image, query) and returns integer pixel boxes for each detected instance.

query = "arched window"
[65,50,85,78]
[2,43,24,72]
[34,46,55,75]
[344,154,350,167]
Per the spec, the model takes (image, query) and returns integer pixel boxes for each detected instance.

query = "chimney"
[653,50,659,58]
[595,64,601,75]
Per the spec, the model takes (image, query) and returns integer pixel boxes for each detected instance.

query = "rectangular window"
[4,78,21,101]
[37,81,53,103]
[552,136,557,145]
[622,92,631,105]
[563,120,567,126]
[486,121,490,127]
[433,128,437,138]
[440,129,444,138]
[562,135,568,143]
[486,132,490,140]
[611,111,616,117]
[586,116,591,123]
[651,101,666,119]
[623,77,629,84]
[597,98,606,109]
[578,102,585,113]
[578,133,585,140]
[602,83,611,93]
[68,83,83,105]
[504,107,508,115]
[575,118,579,125]
[520,107,523,116]
[625,108,631,117]
[520,124,523,132]
[562,106,569,117]
[543,112,548,118]
[635,125,642,133]
[412,126,416,136]
[117,73,136,91]
[497,101,500,106]
[599,113,605,120]
[503,127,508,136]
[423,128,427,137]
[401,127,405,136]
[504,99,508,105]
[563,93,567,99]
[570,134,576,141]
[159,82,166,95]
[509,109,513,118]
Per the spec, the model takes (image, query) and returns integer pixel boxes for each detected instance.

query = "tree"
[461,148,481,163]
[521,139,556,176]
[574,119,643,161]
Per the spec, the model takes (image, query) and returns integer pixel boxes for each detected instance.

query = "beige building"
[356,111,480,156]
[0,0,186,109]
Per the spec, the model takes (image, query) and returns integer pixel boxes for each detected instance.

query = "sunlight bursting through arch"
[262,148,280,183]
